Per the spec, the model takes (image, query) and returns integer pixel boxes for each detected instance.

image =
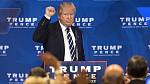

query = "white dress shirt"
[59,21,76,61]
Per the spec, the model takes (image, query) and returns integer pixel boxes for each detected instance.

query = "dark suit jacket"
[129,79,145,84]
[33,16,85,61]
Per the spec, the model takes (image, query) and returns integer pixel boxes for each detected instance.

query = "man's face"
[59,7,75,27]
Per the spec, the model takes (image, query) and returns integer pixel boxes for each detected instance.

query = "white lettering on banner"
[35,45,44,50]
[148,45,150,49]
[6,73,28,82]
[81,66,91,72]
[0,45,9,50]
[93,66,101,72]
[49,66,101,73]
[91,45,123,56]
[0,45,9,56]
[122,22,147,26]
[73,23,92,27]
[91,45,122,50]
[73,17,95,28]
[75,18,94,22]
[120,17,150,22]
[65,73,96,83]
[6,17,37,23]
[91,74,96,79]
[120,17,150,28]
[35,45,44,56]
[6,17,38,28]
[70,66,78,73]
[60,66,67,73]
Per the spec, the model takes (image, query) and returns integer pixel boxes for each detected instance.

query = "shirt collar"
[59,21,67,31]
[59,21,71,32]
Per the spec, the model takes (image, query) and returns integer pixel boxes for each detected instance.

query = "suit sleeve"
[33,16,50,43]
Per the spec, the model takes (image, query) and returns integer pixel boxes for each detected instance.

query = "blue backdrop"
[0,0,150,83]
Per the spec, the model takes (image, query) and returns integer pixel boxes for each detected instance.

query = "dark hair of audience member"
[127,55,148,78]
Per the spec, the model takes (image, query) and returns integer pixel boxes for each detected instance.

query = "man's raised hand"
[45,6,56,17]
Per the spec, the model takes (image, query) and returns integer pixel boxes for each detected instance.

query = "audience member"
[102,64,125,84]
[24,67,53,84]
[40,52,71,84]
[126,55,148,84]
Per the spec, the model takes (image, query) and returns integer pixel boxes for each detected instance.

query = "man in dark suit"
[125,55,148,84]
[33,2,85,61]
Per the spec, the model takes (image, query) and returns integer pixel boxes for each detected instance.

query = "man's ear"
[126,67,128,74]
[57,14,60,19]
[147,67,149,72]
[125,66,130,78]
[146,67,149,76]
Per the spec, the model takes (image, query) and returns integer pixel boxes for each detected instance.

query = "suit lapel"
[71,26,77,39]
[55,21,65,60]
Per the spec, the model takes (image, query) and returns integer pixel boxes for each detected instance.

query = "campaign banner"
[45,61,107,84]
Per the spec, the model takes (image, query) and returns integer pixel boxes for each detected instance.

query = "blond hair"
[24,76,49,84]
[58,2,76,16]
